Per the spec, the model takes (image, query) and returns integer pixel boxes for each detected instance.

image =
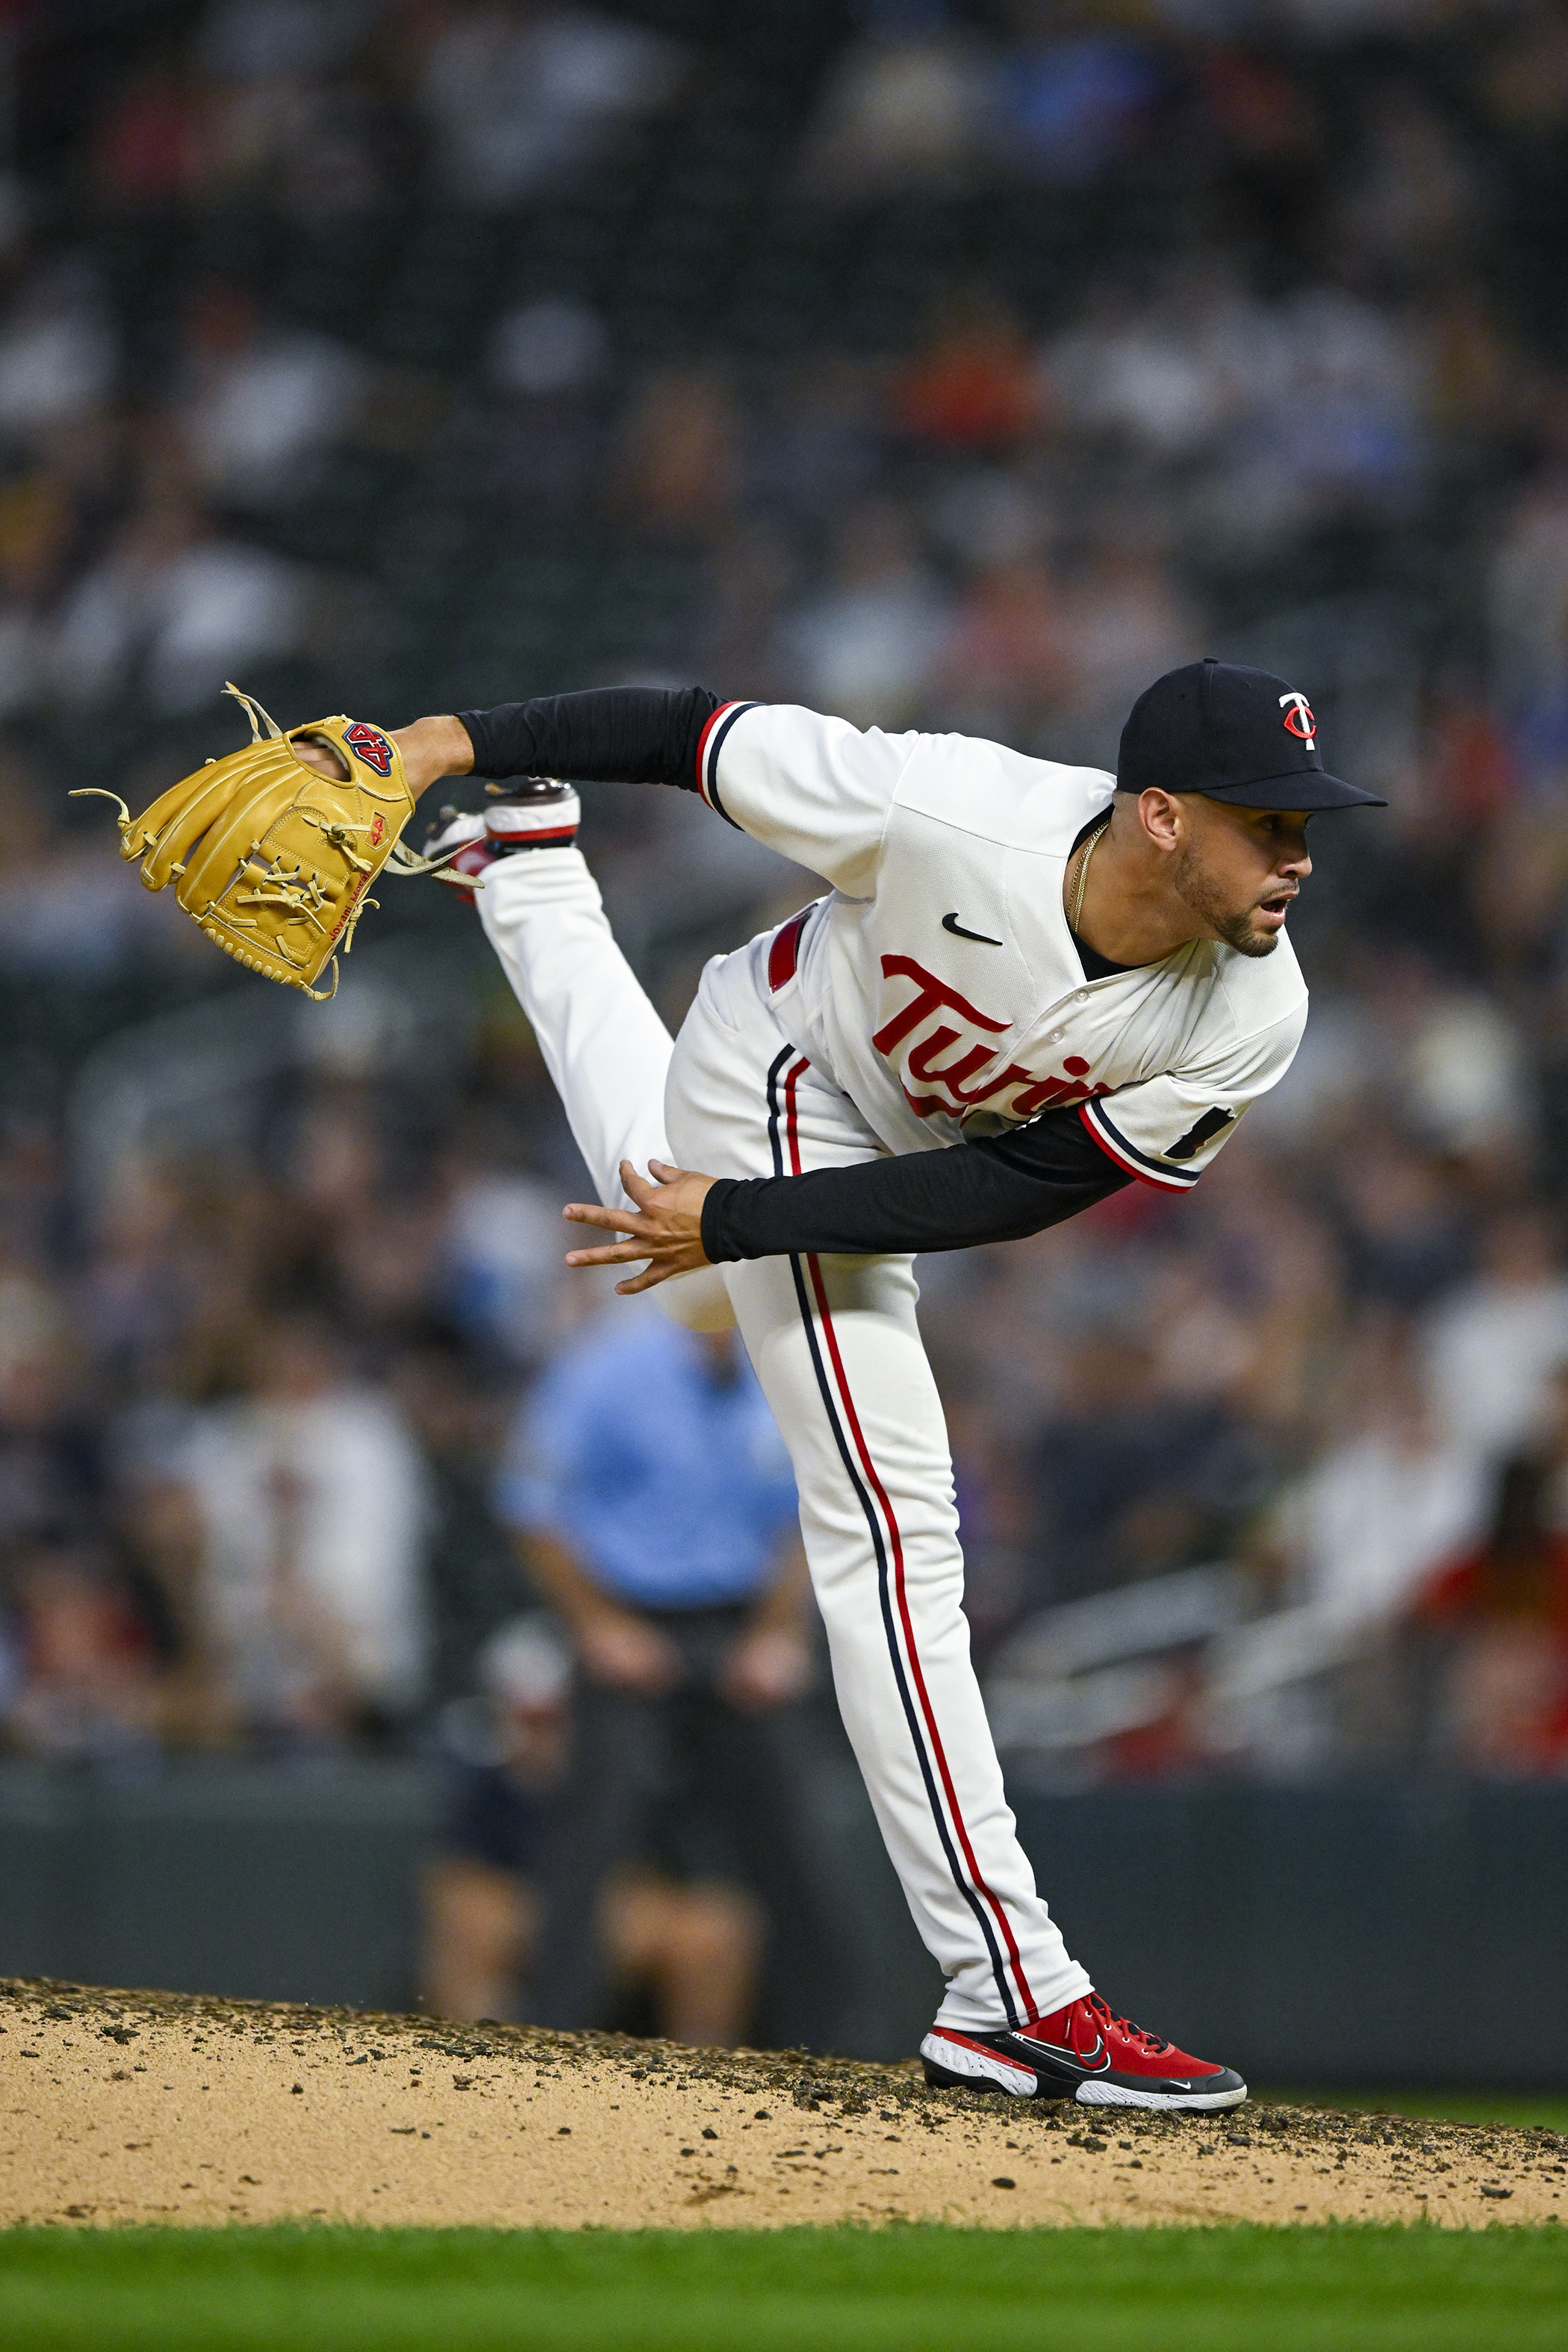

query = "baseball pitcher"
[97,659,1381,2109]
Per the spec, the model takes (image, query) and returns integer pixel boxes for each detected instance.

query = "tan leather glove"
[76,685,460,999]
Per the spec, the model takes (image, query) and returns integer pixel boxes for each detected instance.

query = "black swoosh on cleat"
[942,912,1004,945]
[1026,2034,1110,2074]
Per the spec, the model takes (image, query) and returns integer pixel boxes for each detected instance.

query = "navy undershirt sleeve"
[699,1105,1132,1262]
[456,686,722,788]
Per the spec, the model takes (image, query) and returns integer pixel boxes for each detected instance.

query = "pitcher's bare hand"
[564,1160,716,1294]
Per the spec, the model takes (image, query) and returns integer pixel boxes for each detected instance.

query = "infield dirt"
[2,1978,1563,2231]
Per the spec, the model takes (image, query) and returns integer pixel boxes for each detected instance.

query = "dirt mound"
[1,1979,1561,2230]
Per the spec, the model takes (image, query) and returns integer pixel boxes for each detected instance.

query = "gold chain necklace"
[1068,813,1111,935]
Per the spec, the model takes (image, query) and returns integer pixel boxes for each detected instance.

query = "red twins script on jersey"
[342,721,394,777]
[874,955,1108,1122]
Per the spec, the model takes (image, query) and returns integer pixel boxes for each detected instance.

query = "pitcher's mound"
[1,1979,1560,2230]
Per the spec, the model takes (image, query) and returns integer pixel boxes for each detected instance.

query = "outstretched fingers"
[560,1159,715,1292]
[564,1236,659,1268]
[561,1201,647,1239]
[559,1174,665,1276]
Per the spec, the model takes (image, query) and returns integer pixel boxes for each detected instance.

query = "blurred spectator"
[1331,87,1488,284]
[0,1528,161,1757]
[935,554,1070,743]
[990,20,1167,185]
[1482,1,1568,140]
[111,1466,225,1747]
[497,1310,839,2038]
[389,1319,523,1708]
[442,1158,572,1372]
[614,365,743,544]
[783,500,948,728]
[93,66,208,211]
[1198,1334,1485,1774]
[48,494,307,715]
[0,756,187,982]
[0,469,78,716]
[1490,471,1568,723]
[77,1157,261,1407]
[197,0,373,84]
[423,1615,572,2021]
[420,1615,764,2035]
[754,358,884,534]
[0,1270,102,1549]
[796,12,986,199]
[1425,1210,1568,1466]
[276,1092,452,1341]
[491,298,607,402]
[1026,1325,1266,1610]
[1191,287,1428,552]
[415,4,684,207]
[0,256,116,447]
[0,1120,66,1275]
[1401,988,1534,1162]
[1057,538,1198,749]
[175,1307,428,1745]
[472,298,610,516]
[193,0,397,220]
[175,280,367,511]
[891,289,1038,452]
[1044,262,1276,462]
[1418,1453,1568,1771]
[1266,1320,1483,1629]
[1333,1136,1467,1311]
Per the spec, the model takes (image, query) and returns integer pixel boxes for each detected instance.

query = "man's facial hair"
[1171,838,1278,959]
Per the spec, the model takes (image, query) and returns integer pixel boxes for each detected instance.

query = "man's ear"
[1136,787,1183,854]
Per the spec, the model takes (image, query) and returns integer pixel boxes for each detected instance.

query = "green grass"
[0,2224,1564,2352]
[1262,2091,1568,2135]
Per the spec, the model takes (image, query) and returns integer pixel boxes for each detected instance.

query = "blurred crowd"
[2,0,1568,1995]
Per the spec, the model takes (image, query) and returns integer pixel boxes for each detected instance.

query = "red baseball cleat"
[921,1992,1246,2112]
[425,779,581,902]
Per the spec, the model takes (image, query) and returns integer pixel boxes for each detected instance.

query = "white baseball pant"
[479,848,1092,2029]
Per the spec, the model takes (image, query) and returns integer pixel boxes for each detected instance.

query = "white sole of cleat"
[919,2031,1035,2097]
[1076,2079,1248,2111]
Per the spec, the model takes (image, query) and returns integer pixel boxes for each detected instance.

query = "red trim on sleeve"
[694,700,740,808]
[1078,1101,1194,1194]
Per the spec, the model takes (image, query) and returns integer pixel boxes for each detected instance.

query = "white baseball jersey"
[696,700,1307,1193]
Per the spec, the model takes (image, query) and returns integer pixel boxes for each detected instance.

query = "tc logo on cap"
[1278,691,1316,750]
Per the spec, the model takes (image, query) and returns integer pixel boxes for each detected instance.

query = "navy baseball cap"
[1116,658,1385,811]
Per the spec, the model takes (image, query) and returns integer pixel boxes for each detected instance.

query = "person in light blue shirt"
[497,1308,839,2035]
[500,1308,799,1614]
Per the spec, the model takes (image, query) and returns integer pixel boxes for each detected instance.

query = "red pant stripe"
[783,1058,1038,2022]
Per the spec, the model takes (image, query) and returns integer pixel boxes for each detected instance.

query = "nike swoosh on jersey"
[942,911,1004,945]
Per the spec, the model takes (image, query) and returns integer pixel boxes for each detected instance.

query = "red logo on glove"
[343,722,393,777]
